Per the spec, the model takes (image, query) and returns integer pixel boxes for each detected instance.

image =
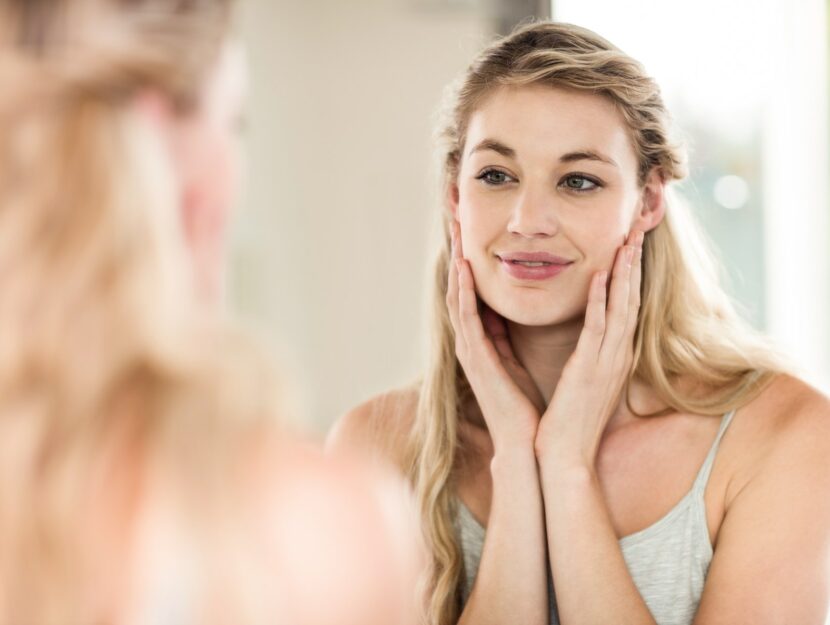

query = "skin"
[134,42,247,308]
[329,84,830,625]
[455,85,652,328]
[176,42,247,307]
[449,84,663,444]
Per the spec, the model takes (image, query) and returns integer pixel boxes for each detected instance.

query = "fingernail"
[626,246,635,265]
[637,230,645,247]
[599,271,608,286]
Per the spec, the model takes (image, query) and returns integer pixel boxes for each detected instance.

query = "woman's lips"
[496,252,573,281]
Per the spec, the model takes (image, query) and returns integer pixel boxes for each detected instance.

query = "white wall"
[232,0,489,431]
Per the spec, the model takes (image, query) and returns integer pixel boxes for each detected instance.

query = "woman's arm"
[539,463,657,625]
[535,231,657,625]
[450,223,549,625]
[459,448,548,625]
[690,383,830,625]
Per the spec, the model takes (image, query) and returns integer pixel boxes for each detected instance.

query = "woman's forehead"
[463,84,637,170]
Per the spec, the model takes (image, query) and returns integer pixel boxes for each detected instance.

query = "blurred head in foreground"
[0,1,422,623]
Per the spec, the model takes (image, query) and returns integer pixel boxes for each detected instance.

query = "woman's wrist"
[534,418,600,470]
[537,450,596,488]
[490,446,538,480]
[485,410,539,456]
[491,431,538,460]
[534,431,596,477]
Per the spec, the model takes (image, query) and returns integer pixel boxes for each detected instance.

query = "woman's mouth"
[496,252,573,281]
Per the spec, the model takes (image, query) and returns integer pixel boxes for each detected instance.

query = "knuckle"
[588,325,604,337]
[585,314,605,332]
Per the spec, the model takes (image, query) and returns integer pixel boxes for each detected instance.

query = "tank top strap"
[690,409,737,495]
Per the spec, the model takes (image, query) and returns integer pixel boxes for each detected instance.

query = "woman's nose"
[506,186,559,238]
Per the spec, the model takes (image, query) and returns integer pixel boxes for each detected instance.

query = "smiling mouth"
[496,254,573,281]
[508,260,553,267]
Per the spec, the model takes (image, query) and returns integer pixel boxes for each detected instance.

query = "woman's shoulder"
[742,372,830,437]
[228,437,424,625]
[727,372,830,501]
[325,384,421,475]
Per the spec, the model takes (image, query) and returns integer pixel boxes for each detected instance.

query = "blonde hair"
[0,1,290,622]
[406,21,785,624]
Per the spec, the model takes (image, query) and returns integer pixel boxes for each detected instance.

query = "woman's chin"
[486,298,583,328]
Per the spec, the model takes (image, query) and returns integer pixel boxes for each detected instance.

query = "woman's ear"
[632,168,666,233]
[447,181,460,219]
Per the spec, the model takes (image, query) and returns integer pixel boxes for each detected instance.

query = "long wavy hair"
[405,21,785,625]
[0,1,289,622]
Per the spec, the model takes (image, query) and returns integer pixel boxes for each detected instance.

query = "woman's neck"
[506,318,678,430]
[506,316,584,403]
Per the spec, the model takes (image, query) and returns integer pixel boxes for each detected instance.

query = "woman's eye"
[560,174,601,192]
[476,169,514,186]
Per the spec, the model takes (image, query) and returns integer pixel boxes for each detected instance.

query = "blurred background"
[231,0,830,431]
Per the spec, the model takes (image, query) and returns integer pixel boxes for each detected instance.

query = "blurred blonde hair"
[405,21,786,625]
[0,1,292,622]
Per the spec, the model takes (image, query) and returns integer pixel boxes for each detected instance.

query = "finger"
[481,304,505,339]
[451,220,462,262]
[599,241,635,358]
[445,224,462,342]
[453,219,464,257]
[457,259,488,349]
[573,271,608,362]
[623,231,644,345]
[481,305,516,363]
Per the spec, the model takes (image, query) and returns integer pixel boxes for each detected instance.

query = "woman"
[0,1,420,623]
[329,21,830,625]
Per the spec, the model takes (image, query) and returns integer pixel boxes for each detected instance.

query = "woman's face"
[174,41,247,306]
[451,84,662,327]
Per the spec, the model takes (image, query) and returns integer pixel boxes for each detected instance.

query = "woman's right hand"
[446,221,544,453]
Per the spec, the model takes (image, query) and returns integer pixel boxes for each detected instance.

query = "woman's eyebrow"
[468,138,515,158]
[559,150,618,168]
[468,140,618,169]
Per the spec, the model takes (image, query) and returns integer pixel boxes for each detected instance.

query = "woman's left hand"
[534,230,644,470]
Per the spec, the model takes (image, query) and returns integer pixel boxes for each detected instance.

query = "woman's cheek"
[202,124,239,224]
[458,190,509,244]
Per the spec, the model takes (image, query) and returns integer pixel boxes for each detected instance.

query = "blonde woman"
[329,21,830,625]
[0,1,421,623]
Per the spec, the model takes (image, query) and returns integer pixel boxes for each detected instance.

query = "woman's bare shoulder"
[325,384,421,474]
[694,384,830,621]
[728,373,830,498]
[250,438,424,625]
[746,373,830,434]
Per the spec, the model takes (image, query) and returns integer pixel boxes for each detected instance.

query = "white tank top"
[455,409,737,625]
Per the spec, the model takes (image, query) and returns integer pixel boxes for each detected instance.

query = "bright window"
[553,0,830,391]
